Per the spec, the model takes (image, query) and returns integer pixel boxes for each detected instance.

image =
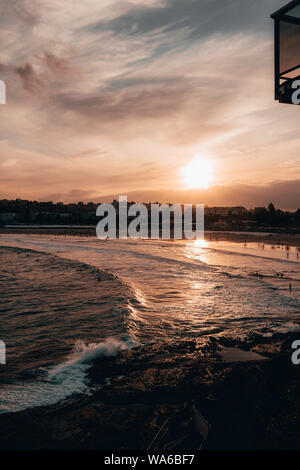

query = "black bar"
[2,450,300,464]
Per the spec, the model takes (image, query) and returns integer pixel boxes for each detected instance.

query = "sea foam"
[0,337,135,415]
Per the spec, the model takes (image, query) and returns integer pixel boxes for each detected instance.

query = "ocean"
[0,235,299,415]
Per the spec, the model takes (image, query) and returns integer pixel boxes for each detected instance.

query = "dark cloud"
[55,73,237,126]
[84,0,285,42]
[2,52,76,94]
[101,180,300,210]
[0,0,40,36]
[15,63,44,93]
[56,82,191,121]
[43,52,74,78]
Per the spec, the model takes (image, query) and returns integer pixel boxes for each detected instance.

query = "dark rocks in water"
[0,333,300,450]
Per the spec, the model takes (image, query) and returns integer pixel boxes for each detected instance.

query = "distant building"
[254,207,268,217]
[205,207,247,217]
[0,213,15,223]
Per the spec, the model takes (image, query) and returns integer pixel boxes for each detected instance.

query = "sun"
[183,158,213,189]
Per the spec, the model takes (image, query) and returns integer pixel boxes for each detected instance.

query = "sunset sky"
[0,0,300,208]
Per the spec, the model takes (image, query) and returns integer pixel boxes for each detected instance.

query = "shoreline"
[205,231,300,248]
[0,239,299,449]
[0,332,299,449]
[1,227,300,248]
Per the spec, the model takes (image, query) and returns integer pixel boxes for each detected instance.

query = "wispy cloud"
[0,0,299,207]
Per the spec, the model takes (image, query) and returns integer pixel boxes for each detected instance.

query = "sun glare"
[183,159,213,189]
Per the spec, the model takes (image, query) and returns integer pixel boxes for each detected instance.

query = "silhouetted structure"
[271,0,300,104]
[0,199,300,233]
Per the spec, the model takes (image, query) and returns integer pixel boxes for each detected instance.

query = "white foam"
[0,337,135,415]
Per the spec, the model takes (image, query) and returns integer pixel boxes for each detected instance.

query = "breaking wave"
[0,337,136,415]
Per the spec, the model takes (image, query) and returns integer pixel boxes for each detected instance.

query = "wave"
[0,337,136,415]
[1,238,212,272]
[0,244,147,340]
